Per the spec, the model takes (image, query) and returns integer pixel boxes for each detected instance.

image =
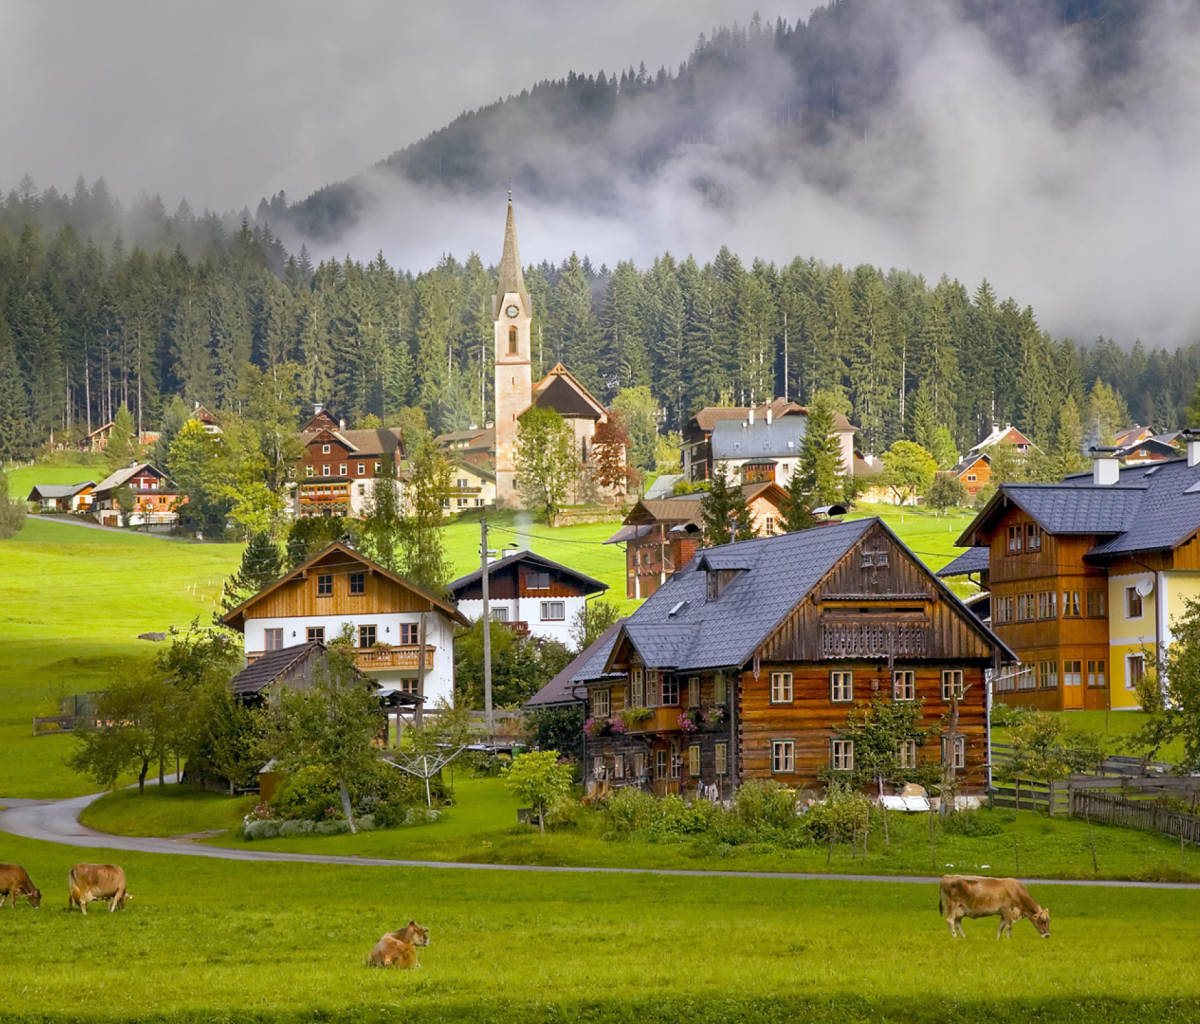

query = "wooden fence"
[1071,789,1200,844]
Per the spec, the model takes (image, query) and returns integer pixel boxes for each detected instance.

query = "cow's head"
[408,921,430,946]
[1031,907,1050,937]
[28,888,42,909]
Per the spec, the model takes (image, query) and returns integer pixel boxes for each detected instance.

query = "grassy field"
[0,517,242,798]
[79,785,257,837]
[2,830,1200,1023]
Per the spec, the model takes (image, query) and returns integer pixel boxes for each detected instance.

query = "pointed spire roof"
[494,200,530,318]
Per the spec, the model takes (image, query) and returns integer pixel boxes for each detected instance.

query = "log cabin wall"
[737,663,988,792]
[982,507,1109,711]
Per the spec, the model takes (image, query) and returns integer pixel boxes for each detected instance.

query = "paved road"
[5,788,1200,889]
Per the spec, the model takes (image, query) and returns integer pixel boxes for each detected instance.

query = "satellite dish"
[1135,578,1155,598]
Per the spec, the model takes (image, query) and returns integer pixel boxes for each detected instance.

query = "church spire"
[495,199,529,318]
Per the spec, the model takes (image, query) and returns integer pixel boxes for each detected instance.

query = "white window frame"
[831,739,854,771]
[940,669,964,701]
[893,670,915,701]
[591,688,610,718]
[771,739,796,774]
[770,671,794,704]
[831,670,853,703]
[540,601,565,621]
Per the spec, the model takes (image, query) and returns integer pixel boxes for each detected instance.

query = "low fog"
[4,0,1199,348]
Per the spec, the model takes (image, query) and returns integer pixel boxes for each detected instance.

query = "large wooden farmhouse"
[294,406,405,517]
[571,518,1012,796]
[221,542,469,707]
[448,549,608,646]
[945,438,1200,712]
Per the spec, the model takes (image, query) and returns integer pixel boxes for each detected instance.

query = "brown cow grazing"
[367,922,430,968]
[68,864,130,915]
[0,864,42,909]
[940,874,1050,939]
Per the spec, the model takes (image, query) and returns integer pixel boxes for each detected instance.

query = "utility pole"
[480,518,494,738]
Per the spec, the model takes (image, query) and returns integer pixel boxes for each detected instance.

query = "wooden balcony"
[356,646,436,671]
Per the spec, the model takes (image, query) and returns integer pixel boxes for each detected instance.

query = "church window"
[508,326,518,354]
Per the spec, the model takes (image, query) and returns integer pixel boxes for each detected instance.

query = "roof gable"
[221,542,468,630]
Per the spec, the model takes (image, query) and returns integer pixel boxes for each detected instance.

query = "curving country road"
[4,787,1200,889]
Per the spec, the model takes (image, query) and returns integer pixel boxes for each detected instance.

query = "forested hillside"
[278,0,1145,240]
[0,176,1196,467]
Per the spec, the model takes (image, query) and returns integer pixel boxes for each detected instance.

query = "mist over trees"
[1,174,1197,467]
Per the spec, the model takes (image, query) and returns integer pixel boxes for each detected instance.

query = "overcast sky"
[0,0,781,212]
[3,1,1198,348]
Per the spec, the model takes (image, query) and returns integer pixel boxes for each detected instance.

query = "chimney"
[748,407,755,425]
[1090,446,1120,486]
[1184,429,1200,468]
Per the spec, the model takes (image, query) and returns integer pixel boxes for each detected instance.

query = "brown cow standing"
[68,863,130,915]
[367,922,430,968]
[0,864,42,909]
[940,874,1050,938]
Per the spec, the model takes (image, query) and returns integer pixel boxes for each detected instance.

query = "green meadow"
[1,829,1199,1024]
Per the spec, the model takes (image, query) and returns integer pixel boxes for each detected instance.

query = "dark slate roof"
[936,547,990,578]
[613,519,875,672]
[231,642,325,697]
[710,416,806,461]
[524,620,626,708]
[957,457,1200,560]
[446,549,608,596]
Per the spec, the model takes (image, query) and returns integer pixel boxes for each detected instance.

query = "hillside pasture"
[0,832,1199,1023]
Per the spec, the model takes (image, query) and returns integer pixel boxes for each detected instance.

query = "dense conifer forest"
[0,175,1195,467]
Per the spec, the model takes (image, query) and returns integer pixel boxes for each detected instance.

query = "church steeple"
[494,200,529,318]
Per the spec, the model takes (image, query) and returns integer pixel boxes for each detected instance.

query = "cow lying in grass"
[0,864,42,909]
[367,922,430,968]
[69,863,131,914]
[940,875,1050,938]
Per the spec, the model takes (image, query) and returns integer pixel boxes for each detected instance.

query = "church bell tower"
[493,200,532,508]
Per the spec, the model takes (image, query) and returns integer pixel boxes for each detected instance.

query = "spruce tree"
[700,472,754,546]
[796,398,844,506]
[221,531,283,611]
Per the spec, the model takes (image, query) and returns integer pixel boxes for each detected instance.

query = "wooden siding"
[738,663,988,791]
[242,553,438,621]
[759,523,996,664]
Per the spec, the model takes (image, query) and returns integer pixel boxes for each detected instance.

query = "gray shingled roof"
[447,549,608,596]
[710,416,806,461]
[936,547,990,578]
[231,642,325,697]
[612,519,875,672]
[524,620,627,708]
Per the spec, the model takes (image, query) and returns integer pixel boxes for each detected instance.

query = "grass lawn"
[79,785,257,837]
[0,517,243,798]
[198,776,1200,883]
[2,831,1200,1023]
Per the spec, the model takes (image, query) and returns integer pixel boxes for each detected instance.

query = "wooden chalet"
[221,542,469,707]
[577,518,1012,796]
[951,439,1200,712]
[26,481,96,511]
[604,482,788,599]
[447,549,607,646]
[296,408,404,518]
[90,463,179,525]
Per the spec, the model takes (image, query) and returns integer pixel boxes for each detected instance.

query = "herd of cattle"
[1,860,1049,953]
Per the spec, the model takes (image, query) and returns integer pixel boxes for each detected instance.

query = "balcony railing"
[356,646,436,671]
